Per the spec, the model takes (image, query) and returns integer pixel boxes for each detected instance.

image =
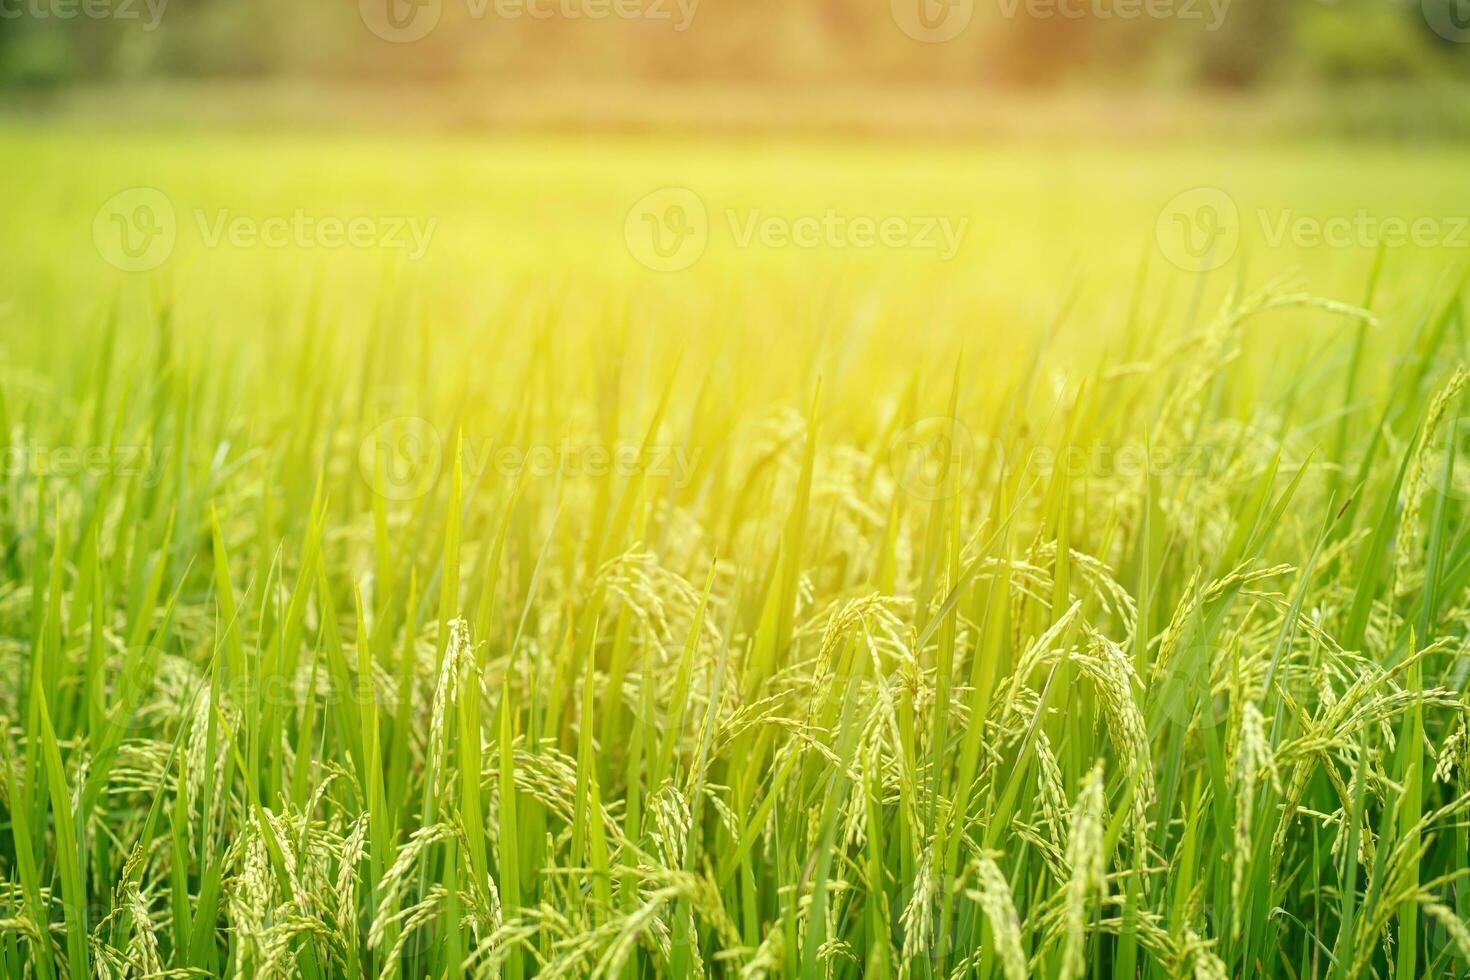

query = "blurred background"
[4,0,1470,138]
[3,0,1467,387]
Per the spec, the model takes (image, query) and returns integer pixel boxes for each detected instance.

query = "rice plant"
[3,133,1470,979]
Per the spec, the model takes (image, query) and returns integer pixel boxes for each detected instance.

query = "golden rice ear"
[971,852,1028,980]
[1061,762,1107,980]
[1395,367,1470,593]
[19,128,1470,980]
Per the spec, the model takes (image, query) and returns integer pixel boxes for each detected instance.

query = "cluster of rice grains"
[5,272,1470,980]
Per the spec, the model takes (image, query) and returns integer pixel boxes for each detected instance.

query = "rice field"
[4,126,1470,978]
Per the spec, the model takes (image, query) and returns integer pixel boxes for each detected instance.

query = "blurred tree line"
[2,0,1467,89]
